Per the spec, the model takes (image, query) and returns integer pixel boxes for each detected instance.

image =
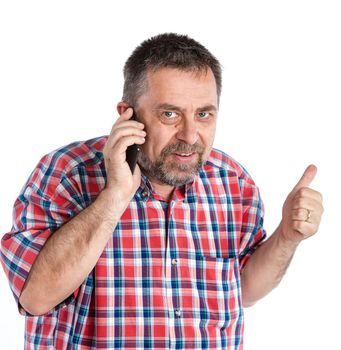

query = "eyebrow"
[154,103,218,113]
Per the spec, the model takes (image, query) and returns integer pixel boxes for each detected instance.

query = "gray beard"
[137,141,205,187]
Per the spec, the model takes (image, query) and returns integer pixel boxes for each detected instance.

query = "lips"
[175,152,194,157]
[173,152,197,162]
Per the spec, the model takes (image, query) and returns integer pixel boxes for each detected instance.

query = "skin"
[118,67,219,200]
[19,67,323,315]
[241,164,324,306]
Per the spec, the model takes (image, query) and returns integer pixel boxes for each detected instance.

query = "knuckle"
[295,197,306,208]
[298,208,306,219]
[297,188,305,196]
[292,208,301,219]
[299,187,310,196]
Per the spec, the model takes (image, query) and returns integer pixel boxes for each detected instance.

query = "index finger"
[111,109,144,133]
[117,107,134,121]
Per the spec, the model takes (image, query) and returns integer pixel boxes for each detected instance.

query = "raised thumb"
[291,164,317,193]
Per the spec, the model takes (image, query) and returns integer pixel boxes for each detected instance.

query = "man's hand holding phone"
[102,107,146,209]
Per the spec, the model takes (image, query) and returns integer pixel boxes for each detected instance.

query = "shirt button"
[175,309,181,317]
[171,258,178,266]
[141,191,148,198]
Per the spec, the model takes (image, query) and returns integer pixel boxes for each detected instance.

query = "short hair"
[122,33,222,107]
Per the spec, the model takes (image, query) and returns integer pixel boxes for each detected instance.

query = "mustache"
[162,142,205,156]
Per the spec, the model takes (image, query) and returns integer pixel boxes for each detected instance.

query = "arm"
[241,165,324,307]
[241,224,299,307]
[19,189,125,315]
[19,107,146,315]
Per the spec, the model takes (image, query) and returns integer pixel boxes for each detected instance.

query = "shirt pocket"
[186,254,242,330]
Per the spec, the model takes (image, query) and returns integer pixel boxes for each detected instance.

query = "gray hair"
[122,33,222,107]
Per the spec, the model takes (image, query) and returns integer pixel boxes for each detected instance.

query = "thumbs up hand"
[280,165,324,244]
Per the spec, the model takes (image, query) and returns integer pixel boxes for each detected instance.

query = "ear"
[117,101,131,116]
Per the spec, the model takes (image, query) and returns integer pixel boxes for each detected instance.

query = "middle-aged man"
[1,33,323,349]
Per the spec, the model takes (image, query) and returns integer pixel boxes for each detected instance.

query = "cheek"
[202,123,216,145]
[144,129,173,159]
[207,129,215,145]
[202,126,216,157]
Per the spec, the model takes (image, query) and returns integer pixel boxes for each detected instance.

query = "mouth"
[172,152,197,162]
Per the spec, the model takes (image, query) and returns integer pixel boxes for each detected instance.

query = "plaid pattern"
[1,136,266,349]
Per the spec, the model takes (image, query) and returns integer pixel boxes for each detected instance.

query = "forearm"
[19,189,127,315]
[241,223,299,307]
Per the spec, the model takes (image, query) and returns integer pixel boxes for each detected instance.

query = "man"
[1,33,323,349]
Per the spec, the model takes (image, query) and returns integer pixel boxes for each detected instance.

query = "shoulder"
[27,136,108,195]
[203,147,255,184]
[36,136,107,175]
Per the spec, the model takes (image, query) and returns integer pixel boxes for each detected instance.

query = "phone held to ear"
[126,110,140,174]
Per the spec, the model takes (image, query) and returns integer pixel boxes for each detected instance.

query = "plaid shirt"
[1,136,266,349]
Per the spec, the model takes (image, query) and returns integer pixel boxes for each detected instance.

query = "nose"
[175,117,199,145]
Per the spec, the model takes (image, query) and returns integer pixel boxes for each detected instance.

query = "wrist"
[276,222,301,250]
[96,188,130,223]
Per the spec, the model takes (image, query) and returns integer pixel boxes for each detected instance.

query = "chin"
[160,165,200,186]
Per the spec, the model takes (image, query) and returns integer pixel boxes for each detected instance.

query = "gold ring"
[305,209,311,222]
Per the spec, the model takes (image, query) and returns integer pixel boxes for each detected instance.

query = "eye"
[162,111,178,119]
[198,112,210,119]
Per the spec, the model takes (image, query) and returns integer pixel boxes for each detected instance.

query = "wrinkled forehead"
[139,67,218,106]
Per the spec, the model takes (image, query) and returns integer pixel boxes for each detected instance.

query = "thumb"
[291,164,317,193]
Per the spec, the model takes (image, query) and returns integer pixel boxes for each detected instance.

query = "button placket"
[175,309,181,318]
[171,258,178,266]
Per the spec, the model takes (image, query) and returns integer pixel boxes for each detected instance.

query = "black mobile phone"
[126,110,139,174]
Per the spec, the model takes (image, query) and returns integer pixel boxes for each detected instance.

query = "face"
[135,67,218,187]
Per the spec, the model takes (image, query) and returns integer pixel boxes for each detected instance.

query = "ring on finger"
[305,208,312,223]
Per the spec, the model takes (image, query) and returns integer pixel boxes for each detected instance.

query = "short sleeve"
[0,153,86,315]
[238,176,267,272]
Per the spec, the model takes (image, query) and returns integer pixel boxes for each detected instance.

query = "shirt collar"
[136,173,198,203]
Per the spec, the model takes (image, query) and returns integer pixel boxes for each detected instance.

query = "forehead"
[139,67,218,107]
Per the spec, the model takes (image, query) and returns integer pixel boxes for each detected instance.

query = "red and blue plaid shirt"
[1,136,266,349]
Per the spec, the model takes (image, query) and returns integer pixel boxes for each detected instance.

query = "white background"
[0,1,340,349]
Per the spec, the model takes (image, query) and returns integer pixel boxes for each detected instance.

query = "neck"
[148,178,175,202]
